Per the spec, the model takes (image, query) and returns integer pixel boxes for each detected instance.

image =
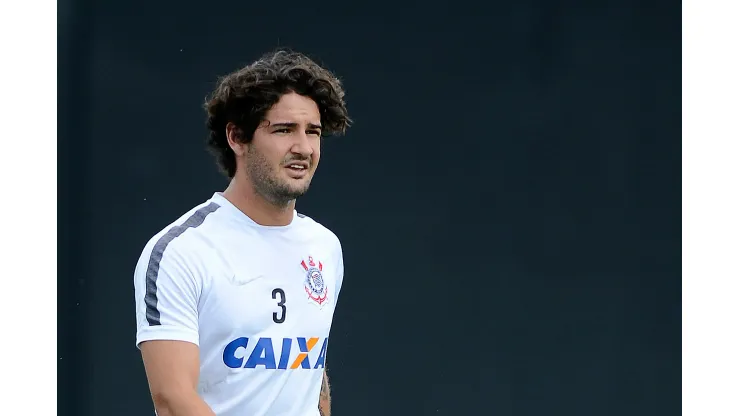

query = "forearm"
[319,371,331,416]
[152,389,217,416]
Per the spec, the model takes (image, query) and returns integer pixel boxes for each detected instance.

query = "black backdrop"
[59,1,681,415]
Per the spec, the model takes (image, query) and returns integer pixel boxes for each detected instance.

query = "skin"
[140,341,216,416]
[141,92,332,416]
[319,370,331,415]
[223,91,323,227]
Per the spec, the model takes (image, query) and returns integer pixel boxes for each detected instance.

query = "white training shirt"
[134,192,344,416]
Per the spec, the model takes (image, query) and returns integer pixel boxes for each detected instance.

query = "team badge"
[301,256,328,307]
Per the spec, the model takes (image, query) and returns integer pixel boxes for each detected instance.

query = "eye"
[273,128,291,134]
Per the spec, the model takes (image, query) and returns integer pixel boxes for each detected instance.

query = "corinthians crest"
[301,256,328,307]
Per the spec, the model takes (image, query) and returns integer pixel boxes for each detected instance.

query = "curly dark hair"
[204,49,352,178]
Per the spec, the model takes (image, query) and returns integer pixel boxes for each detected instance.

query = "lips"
[284,161,310,178]
[285,162,309,170]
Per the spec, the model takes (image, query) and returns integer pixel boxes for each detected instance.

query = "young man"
[133,49,352,416]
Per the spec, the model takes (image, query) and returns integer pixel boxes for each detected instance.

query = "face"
[228,92,322,206]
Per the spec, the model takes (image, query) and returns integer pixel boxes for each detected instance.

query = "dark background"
[59,0,681,415]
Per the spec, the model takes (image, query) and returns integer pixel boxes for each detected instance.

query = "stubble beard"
[245,146,312,208]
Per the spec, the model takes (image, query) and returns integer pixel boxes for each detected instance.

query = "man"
[133,49,352,416]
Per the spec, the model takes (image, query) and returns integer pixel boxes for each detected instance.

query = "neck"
[222,176,296,226]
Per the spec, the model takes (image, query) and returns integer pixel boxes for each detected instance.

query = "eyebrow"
[269,122,322,130]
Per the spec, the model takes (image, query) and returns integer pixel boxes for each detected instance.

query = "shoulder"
[295,211,342,251]
[137,198,225,267]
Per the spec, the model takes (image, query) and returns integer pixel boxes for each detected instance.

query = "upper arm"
[140,340,201,401]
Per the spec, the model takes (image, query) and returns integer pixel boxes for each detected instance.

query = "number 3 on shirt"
[272,288,286,323]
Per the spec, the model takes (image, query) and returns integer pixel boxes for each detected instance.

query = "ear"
[226,122,247,157]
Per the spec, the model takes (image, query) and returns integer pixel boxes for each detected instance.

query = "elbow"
[150,388,187,416]
[150,391,173,416]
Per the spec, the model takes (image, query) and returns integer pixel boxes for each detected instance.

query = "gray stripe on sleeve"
[144,202,220,326]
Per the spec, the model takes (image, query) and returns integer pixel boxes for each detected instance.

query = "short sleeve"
[334,238,344,300]
[134,238,202,349]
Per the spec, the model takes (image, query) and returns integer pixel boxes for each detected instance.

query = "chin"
[290,185,311,198]
[287,177,312,190]
[278,181,311,200]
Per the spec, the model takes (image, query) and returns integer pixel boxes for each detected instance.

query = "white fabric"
[134,192,343,416]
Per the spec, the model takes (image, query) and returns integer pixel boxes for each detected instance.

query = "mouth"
[284,162,310,178]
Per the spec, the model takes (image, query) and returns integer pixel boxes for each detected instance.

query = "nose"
[290,132,314,158]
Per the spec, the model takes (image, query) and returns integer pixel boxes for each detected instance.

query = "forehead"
[264,92,320,123]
